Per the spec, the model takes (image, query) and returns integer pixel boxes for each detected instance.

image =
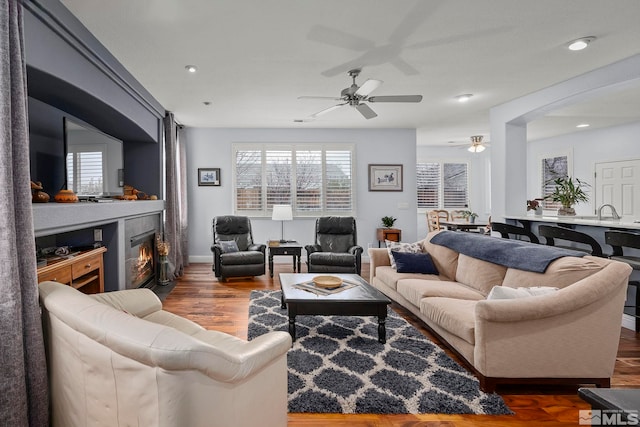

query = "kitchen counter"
[505,214,640,230]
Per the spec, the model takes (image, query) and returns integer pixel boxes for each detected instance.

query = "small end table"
[376,228,401,247]
[268,241,302,277]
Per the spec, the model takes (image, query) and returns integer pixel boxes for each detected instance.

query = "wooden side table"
[376,228,401,247]
[268,242,302,277]
[37,247,106,293]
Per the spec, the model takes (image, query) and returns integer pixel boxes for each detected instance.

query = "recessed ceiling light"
[455,94,473,103]
[567,36,596,51]
[576,123,590,128]
[185,65,198,73]
[203,101,211,106]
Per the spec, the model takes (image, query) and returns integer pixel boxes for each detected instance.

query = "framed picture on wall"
[368,164,403,191]
[198,168,220,186]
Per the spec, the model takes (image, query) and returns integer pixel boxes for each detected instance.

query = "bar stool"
[538,225,604,257]
[605,230,640,332]
[492,222,540,244]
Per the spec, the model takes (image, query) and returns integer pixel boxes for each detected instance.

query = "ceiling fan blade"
[308,25,375,52]
[368,95,423,103]
[356,103,377,119]
[355,79,383,97]
[298,96,343,101]
[310,103,346,118]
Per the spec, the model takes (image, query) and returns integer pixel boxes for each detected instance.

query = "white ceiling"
[59,0,640,146]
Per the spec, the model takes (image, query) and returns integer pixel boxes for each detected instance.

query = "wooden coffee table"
[279,273,392,343]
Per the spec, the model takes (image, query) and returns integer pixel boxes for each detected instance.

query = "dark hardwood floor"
[161,262,640,426]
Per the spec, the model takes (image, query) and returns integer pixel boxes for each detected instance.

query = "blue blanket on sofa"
[429,231,585,273]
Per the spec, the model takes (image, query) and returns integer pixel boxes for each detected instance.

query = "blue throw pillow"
[219,240,239,253]
[391,251,438,274]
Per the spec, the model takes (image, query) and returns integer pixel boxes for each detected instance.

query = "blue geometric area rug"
[248,290,512,415]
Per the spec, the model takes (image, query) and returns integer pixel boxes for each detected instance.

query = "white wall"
[527,121,640,216]
[183,128,417,263]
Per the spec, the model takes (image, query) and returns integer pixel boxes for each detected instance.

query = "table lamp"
[272,205,293,243]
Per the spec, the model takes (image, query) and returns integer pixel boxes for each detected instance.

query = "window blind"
[233,144,355,216]
[417,163,440,209]
[541,156,568,209]
[443,163,468,208]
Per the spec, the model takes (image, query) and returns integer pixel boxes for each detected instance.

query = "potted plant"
[527,198,543,215]
[546,176,590,216]
[461,210,478,223]
[381,216,397,228]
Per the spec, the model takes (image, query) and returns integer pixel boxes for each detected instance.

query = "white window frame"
[416,159,470,211]
[232,143,356,217]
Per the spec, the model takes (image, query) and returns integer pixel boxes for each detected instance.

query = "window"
[233,144,355,216]
[66,145,105,195]
[541,155,568,209]
[417,161,468,209]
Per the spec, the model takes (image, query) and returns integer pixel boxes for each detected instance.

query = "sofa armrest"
[473,261,631,379]
[89,288,162,317]
[368,248,391,281]
[173,329,293,383]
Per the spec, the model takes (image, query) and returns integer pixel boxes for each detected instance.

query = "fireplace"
[124,214,161,289]
[127,231,156,288]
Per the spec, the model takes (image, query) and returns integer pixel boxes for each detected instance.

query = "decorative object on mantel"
[113,184,158,201]
[527,198,543,215]
[546,176,590,216]
[31,181,50,203]
[54,189,78,203]
[381,215,397,228]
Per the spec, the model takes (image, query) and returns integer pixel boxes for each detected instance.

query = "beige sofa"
[369,230,632,391]
[38,281,291,427]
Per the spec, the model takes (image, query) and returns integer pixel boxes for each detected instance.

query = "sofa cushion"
[422,232,459,281]
[220,250,264,265]
[502,255,607,289]
[455,254,507,296]
[397,279,485,306]
[419,297,477,345]
[386,240,423,269]
[486,286,559,300]
[392,251,438,274]
[374,266,439,291]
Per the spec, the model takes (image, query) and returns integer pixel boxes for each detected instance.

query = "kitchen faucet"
[597,204,620,220]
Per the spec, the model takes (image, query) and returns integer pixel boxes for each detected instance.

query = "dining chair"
[427,210,447,232]
[605,230,640,331]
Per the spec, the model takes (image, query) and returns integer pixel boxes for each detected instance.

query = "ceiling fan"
[449,135,490,152]
[298,69,423,120]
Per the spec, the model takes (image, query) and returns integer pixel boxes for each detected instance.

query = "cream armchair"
[38,281,291,427]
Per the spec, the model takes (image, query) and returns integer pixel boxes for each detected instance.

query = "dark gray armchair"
[305,216,363,275]
[211,216,266,280]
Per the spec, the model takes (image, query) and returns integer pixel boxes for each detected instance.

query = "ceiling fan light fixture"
[468,144,486,153]
[567,36,596,51]
[455,94,473,103]
[185,65,198,73]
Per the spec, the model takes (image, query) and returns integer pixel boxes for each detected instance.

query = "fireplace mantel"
[32,200,164,237]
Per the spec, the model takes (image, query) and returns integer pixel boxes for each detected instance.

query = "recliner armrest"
[248,243,266,253]
[348,245,364,256]
[305,244,322,255]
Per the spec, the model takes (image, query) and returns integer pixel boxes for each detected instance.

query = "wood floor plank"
[161,262,640,426]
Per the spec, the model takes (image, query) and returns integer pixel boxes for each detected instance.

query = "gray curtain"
[0,0,49,425]
[163,112,188,278]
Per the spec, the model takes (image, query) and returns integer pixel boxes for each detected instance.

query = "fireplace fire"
[127,231,156,289]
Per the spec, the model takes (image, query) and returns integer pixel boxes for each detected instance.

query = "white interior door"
[595,159,640,219]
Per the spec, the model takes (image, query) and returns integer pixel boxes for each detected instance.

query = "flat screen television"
[64,118,124,198]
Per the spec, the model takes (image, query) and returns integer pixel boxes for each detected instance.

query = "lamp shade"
[272,205,293,221]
